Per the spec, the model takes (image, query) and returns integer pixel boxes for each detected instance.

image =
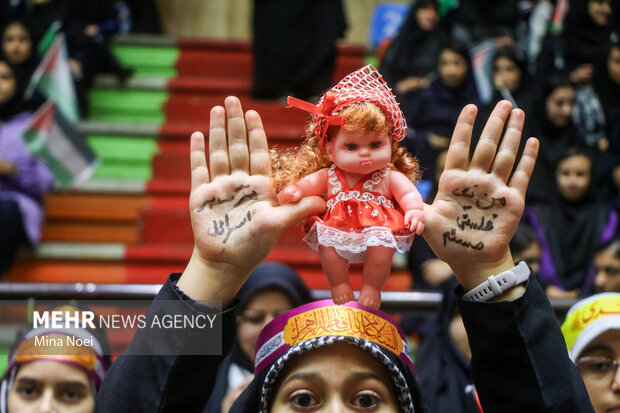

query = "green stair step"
[89,89,167,124]
[112,45,178,78]
[87,136,158,180]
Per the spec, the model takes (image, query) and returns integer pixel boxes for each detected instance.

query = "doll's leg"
[318,246,354,305]
[358,246,394,310]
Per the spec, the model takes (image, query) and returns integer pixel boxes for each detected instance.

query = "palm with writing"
[423,101,539,291]
[179,97,325,304]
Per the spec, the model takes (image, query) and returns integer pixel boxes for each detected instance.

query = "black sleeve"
[458,275,594,413]
[95,273,238,413]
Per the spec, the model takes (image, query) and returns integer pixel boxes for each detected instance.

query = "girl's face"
[438,49,468,89]
[0,61,16,103]
[326,126,391,177]
[594,248,620,292]
[576,330,620,413]
[493,56,521,93]
[416,4,439,31]
[556,154,592,202]
[608,47,620,84]
[3,23,32,65]
[7,360,95,413]
[272,343,400,412]
[588,0,612,26]
[237,288,294,362]
[545,86,575,128]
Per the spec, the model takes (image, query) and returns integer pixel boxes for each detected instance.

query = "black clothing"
[95,272,594,413]
[251,0,347,100]
[380,0,448,106]
[0,199,26,277]
[415,278,477,413]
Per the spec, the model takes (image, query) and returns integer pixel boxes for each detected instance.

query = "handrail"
[0,283,577,316]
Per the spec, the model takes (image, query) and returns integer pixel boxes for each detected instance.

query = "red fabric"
[315,166,407,233]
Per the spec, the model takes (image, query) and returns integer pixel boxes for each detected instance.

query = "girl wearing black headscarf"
[524,148,618,298]
[203,262,311,413]
[380,0,448,107]
[1,19,39,88]
[524,74,579,204]
[404,41,479,181]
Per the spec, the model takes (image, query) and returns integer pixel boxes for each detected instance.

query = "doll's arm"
[390,171,425,234]
[277,168,329,204]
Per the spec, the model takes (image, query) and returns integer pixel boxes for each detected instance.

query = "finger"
[190,131,209,190]
[277,196,326,229]
[416,221,425,234]
[209,105,230,178]
[225,96,250,173]
[470,100,513,171]
[246,109,271,176]
[508,137,539,198]
[490,108,525,182]
[444,104,478,171]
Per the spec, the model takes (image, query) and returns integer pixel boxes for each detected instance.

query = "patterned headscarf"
[287,64,407,148]
[231,299,428,413]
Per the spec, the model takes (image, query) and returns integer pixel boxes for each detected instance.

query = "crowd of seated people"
[382,0,619,301]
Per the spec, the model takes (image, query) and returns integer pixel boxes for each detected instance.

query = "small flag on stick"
[21,101,98,188]
[26,32,79,122]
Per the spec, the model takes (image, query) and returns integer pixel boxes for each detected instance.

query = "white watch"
[462,261,530,302]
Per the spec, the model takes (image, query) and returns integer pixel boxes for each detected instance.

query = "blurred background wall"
[156,0,409,46]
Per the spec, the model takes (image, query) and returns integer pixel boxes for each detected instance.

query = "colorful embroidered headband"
[254,299,414,375]
[287,64,407,148]
[561,292,620,360]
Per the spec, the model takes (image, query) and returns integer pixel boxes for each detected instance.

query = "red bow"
[287,94,345,147]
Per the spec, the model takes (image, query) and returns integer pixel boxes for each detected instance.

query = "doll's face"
[326,126,391,176]
[556,154,591,202]
[3,23,32,65]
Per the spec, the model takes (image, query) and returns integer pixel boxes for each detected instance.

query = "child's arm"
[277,168,329,203]
[390,171,425,234]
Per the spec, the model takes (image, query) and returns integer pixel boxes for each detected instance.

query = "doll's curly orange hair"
[271,102,420,192]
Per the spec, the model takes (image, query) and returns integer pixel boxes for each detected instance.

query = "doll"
[273,65,425,309]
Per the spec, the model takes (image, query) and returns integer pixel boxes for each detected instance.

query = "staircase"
[7,35,413,291]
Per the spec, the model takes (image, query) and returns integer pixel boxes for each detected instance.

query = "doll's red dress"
[304,164,414,263]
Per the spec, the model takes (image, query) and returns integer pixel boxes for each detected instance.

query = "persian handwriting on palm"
[422,101,538,270]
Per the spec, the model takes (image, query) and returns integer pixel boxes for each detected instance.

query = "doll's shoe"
[358,286,382,310]
[330,283,354,305]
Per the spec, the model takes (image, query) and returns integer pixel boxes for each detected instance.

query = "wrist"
[453,250,516,291]
[461,259,529,302]
[178,248,250,306]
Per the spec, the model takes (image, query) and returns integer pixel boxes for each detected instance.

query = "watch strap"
[462,261,530,302]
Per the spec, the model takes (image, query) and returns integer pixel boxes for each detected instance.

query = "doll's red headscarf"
[287,64,407,149]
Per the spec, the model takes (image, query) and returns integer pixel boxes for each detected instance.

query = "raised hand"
[423,101,539,292]
[178,97,325,304]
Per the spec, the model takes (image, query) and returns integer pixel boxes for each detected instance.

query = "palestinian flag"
[26,32,79,123]
[21,101,98,188]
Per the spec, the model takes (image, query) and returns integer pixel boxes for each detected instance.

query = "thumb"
[276,196,326,229]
